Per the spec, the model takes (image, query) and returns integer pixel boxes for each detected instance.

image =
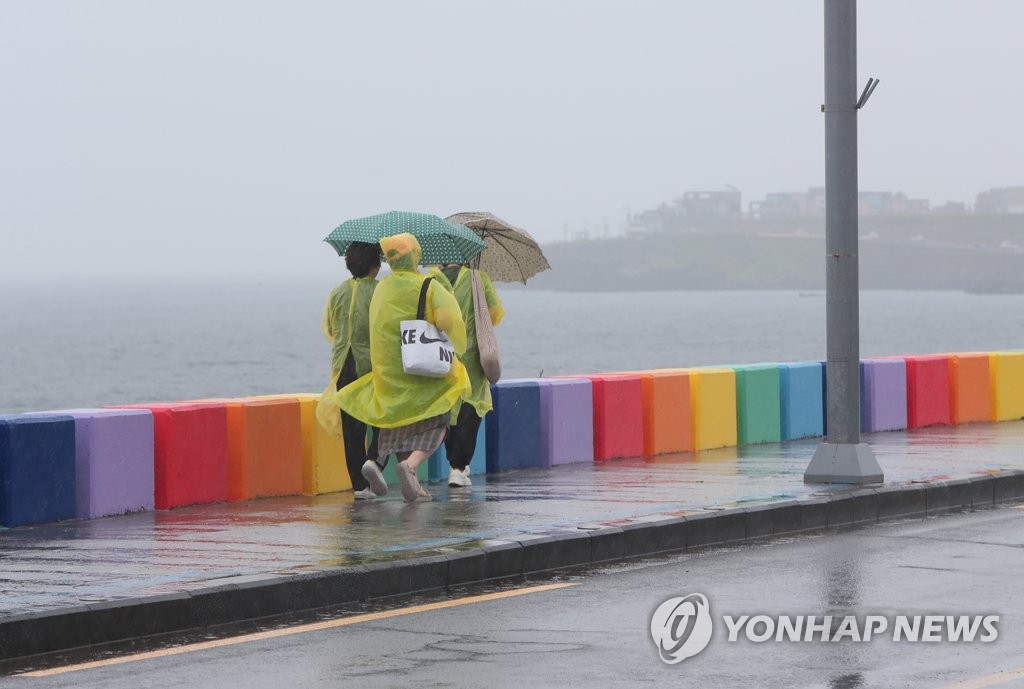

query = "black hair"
[345,241,383,278]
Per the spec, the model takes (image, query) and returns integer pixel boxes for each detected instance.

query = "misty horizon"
[3,1,1023,281]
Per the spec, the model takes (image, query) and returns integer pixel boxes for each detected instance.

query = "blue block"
[428,417,487,482]
[779,362,825,440]
[486,381,542,472]
[0,415,77,527]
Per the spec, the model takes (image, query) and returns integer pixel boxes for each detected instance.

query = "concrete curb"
[3,470,1023,660]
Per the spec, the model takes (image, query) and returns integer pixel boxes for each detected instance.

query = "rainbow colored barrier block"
[538,378,594,466]
[486,380,543,471]
[639,371,692,457]
[904,355,952,429]
[0,415,77,527]
[427,417,487,482]
[860,359,907,433]
[779,362,824,440]
[254,394,350,495]
[224,399,303,500]
[28,409,154,519]
[733,364,781,445]
[947,353,993,424]
[990,352,1024,421]
[115,402,229,509]
[690,368,737,450]
[588,375,644,461]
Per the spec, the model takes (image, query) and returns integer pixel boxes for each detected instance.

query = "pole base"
[804,442,883,484]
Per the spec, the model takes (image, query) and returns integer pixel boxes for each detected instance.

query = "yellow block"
[252,393,351,495]
[989,353,1024,422]
[689,368,738,450]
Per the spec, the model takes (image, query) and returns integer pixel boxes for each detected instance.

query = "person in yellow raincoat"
[435,263,504,487]
[322,241,382,500]
[335,233,470,502]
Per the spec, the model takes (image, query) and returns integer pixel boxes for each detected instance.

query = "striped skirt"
[375,413,448,459]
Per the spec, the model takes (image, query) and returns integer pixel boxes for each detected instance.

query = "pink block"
[591,375,645,460]
[905,355,952,429]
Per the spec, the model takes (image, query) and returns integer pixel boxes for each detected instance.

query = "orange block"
[947,353,993,424]
[639,371,693,456]
[225,399,303,500]
[252,393,350,495]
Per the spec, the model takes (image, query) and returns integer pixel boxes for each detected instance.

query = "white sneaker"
[353,488,376,500]
[361,460,388,496]
[448,467,472,488]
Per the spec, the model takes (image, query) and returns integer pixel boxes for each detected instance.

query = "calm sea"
[2,281,1023,414]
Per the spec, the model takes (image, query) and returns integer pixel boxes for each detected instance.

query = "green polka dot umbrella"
[324,211,486,266]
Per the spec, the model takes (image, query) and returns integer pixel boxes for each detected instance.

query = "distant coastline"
[529,215,1024,294]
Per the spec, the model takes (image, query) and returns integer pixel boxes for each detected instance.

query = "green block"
[733,364,782,445]
[381,454,430,485]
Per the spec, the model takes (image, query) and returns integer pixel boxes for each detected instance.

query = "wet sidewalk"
[2,420,1023,628]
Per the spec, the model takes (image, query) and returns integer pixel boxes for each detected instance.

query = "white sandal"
[397,462,429,503]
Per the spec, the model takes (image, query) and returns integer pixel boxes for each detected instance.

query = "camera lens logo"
[650,593,714,664]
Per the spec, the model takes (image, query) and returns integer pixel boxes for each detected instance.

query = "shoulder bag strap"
[416,277,433,320]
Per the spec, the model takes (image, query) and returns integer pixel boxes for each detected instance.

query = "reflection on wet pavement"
[1,421,1021,618]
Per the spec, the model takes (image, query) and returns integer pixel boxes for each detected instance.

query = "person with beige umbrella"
[440,212,551,487]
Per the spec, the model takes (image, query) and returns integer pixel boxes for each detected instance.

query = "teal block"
[427,418,487,483]
[779,362,825,440]
[733,364,782,445]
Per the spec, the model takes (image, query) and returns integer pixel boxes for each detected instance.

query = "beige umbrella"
[444,212,551,283]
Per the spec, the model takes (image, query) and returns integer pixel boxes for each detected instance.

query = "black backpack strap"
[416,277,433,320]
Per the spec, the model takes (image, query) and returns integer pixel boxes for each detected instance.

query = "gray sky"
[2,1,1021,281]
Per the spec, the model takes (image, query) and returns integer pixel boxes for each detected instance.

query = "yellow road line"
[21,582,577,678]
[937,668,1024,689]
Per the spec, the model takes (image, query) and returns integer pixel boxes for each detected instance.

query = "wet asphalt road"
[7,507,1024,689]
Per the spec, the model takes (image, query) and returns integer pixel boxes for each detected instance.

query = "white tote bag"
[400,277,454,378]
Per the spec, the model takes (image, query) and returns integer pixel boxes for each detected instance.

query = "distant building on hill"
[676,189,742,220]
[975,186,1024,214]
[858,191,929,215]
[932,201,969,215]
[750,187,930,218]
[750,187,826,218]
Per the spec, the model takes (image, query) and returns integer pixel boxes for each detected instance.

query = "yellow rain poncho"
[439,265,504,417]
[322,276,377,377]
[335,233,470,429]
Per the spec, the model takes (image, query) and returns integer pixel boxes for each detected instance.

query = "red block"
[113,403,229,509]
[905,355,952,429]
[591,375,645,461]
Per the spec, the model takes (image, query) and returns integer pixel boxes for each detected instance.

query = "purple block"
[539,379,594,467]
[860,359,908,433]
[519,378,594,467]
[28,409,155,518]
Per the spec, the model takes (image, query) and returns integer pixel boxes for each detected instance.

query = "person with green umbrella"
[322,241,382,499]
[335,233,471,502]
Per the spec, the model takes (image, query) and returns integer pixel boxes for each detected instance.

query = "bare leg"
[398,449,431,470]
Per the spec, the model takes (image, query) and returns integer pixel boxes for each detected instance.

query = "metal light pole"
[804,0,883,484]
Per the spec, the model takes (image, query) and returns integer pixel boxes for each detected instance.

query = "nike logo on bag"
[420,333,450,345]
